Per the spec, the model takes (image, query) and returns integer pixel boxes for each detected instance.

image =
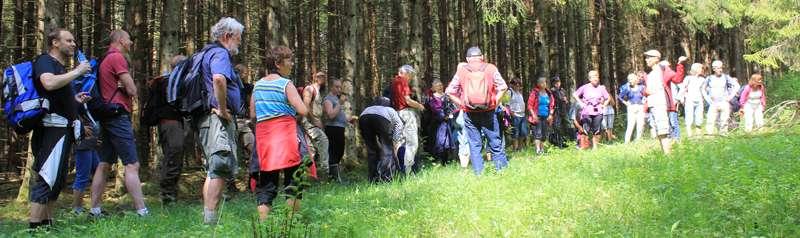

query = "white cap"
[712,60,724,68]
[644,50,661,58]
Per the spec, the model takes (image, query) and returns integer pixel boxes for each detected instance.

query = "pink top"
[574,83,609,116]
[739,85,767,108]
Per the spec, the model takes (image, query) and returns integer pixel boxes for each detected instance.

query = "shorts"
[532,117,548,140]
[601,114,615,130]
[99,114,139,165]
[30,127,73,204]
[649,106,670,136]
[511,116,528,138]
[580,115,603,135]
[197,114,239,179]
[251,165,304,206]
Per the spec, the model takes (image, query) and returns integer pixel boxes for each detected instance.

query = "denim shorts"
[100,114,139,165]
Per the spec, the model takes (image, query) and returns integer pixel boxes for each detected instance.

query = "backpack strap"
[97,51,123,104]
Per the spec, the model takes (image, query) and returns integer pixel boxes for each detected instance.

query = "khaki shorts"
[649,106,670,136]
[196,114,239,179]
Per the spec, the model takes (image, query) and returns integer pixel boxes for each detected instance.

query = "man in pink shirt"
[89,29,149,217]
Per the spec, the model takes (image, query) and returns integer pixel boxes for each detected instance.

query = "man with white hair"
[445,47,508,175]
[391,64,424,174]
[194,17,245,225]
[703,60,739,135]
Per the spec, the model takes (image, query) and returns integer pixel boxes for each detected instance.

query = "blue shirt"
[537,92,550,117]
[618,82,644,105]
[198,44,243,115]
[253,77,296,122]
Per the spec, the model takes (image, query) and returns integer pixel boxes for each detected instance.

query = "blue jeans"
[463,111,508,175]
[669,111,680,139]
[73,149,99,192]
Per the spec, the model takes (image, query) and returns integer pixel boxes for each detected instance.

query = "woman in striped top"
[248,46,308,222]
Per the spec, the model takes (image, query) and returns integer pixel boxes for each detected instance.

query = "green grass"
[2,126,800,237]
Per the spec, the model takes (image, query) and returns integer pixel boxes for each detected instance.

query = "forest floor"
[1,124,798,237]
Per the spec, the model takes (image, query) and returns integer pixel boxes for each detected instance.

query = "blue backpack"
[167,44,222,117]
[2,61,49,134]
[82,51,126,121]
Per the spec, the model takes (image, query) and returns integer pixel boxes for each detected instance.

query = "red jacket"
[527,86,555,123]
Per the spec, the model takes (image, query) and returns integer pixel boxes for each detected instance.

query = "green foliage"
[477,0,527,27]
[765,72,800,104]
[3,125,800,236]
[743,8,800,70]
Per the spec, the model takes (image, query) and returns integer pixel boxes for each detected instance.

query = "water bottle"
[76,50,87,63]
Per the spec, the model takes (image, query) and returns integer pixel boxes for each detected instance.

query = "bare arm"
[249,96,256,121]
[572,92,583,106]
[39,62,89,91]
[286,83,308,117]
[212,74,229,119]
[118,73,137,97]
[302,87,314,108]
[324,99,339,119]
[405,96,425,110]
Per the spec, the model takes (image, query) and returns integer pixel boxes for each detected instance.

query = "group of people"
[418,49,768,162]
[20,14,769,232]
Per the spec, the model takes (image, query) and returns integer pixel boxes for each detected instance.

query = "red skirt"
[255,116,301,172]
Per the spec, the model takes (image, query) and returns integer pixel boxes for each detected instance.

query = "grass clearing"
[1,126,799,237]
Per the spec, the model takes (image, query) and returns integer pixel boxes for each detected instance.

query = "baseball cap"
[644,50,661,58]
[466,47,482,57]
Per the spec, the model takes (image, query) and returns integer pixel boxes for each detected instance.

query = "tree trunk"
[125,0,151,173]
[42,0,65,37]
[185,0,197,53]
[461,0,479,47]
[573,1,588,86]
[366,1,380,97]
[292,0,306,84]
[437,0,450,81]
[310,0,320,76]
[160,0,182,73]
[326,0,342,80]
[420,0,433,85]
[93,0,111,55]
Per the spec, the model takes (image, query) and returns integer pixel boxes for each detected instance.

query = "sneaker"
[136,208,150,217]
[88,210,108,219]
[73,207,85,215]
[203,209,218,225]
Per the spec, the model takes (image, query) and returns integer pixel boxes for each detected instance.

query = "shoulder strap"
[97,51,122,103]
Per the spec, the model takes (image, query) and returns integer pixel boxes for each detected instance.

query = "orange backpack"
[456,63,498,111]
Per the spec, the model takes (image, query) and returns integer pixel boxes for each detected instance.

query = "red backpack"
[456,63,498,111]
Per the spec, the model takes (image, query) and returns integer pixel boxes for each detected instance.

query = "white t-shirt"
[682,75,706,103]
[646,69,667,107]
